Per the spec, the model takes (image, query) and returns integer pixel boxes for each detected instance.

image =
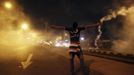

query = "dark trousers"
[69,51,88,75]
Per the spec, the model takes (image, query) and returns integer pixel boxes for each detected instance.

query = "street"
[0,46,134,75]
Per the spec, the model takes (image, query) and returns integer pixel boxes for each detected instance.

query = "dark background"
[16,0,133,41]
[17,0,114,24]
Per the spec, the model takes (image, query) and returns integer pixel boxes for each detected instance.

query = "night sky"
[16,0,132,40]
[16,0,133,40]
[17,0,133,25]
[17,0,116,25]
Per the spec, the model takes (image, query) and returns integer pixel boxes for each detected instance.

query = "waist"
[70,43,80,47]
[70,42,80,44]
[69,47,81,52]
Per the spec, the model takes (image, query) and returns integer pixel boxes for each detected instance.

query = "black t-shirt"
[65,27,85,43]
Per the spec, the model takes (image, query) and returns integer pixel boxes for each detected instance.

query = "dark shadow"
[90,69,104,75]
[74,59,104,75]
[87,59,104,75]
[74,67,81,74]
[75,65,90,75]
[74,59,95,75]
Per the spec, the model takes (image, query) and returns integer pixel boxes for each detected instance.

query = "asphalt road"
[0,46,134,75]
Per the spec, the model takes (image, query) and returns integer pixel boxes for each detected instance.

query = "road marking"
[21,53,33,69]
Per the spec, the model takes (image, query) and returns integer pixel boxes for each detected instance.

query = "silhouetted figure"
[51,22,100,75]
[65,22,87,75]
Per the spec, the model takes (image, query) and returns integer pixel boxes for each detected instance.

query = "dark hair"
[72,22,78,28]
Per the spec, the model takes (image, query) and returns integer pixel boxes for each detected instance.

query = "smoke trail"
[95,6,130,49]
[94,25,102,49]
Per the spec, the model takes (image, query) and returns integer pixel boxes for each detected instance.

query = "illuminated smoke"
[0,0,42,60]
[112,6,134,54]
[54,36,69,47]
[100,7,129,23]
[95,6,132,49]
[94,25,102,49]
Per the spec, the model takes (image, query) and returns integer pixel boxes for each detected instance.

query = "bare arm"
[83,22,102,28]
[50,25,65,29]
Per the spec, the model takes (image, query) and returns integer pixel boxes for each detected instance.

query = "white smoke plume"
[95,5,134,54]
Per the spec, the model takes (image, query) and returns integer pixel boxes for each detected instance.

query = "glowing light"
[65,39,69,42]
[4,2,13,9]
[37,40,52,46]
[55,42,61,47]
[55,41,69,47]
[63,42,69,47]
[21,22,29,30]
[80,37,85,41]
[64,33,68,36]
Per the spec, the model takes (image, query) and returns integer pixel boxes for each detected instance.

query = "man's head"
[72,22,78,29]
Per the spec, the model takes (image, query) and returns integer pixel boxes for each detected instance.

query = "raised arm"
[50,25,65,29]
[84,22,102,28]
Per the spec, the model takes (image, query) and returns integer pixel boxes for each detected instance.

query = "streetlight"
[21,22,29,30]
[4,1,13,10]
[80,37,85,41]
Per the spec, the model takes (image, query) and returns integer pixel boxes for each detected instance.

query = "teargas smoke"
[94,25,102,49]
[95,6,134,49]
[113,6,134,54]
[0,0,42,60]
